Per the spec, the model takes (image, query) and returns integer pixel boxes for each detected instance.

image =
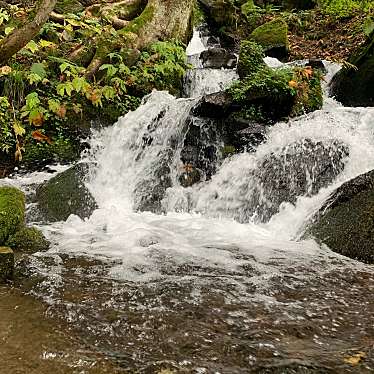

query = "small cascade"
[9,28,374,283]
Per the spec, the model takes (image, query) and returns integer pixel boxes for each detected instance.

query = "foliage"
[229,41,323,121]
[317,0,373,17]
[0,4,189,164]
[237,40,265,78]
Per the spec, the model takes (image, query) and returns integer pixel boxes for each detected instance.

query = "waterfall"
[10,30,374,284]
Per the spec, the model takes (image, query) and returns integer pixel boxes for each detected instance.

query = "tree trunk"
[85,0,195,77]
[0,0,57,65]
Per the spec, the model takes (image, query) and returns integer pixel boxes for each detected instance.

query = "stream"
[1,29,374,373]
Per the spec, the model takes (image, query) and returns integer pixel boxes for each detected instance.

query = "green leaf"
[4,26,14,35]
[48,99,61,113]
[31,63,47,79]
[39,39,56,49]
[25,40,39,54]
[102,86,116,101]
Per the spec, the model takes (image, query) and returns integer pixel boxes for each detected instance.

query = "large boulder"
[250,18,289,60]
[305,170,374,264]
[0,187,25,244]
[36,163,97,222]
[254,139,348,221]
[330,34,374,107]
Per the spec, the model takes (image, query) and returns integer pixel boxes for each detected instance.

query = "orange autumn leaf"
[303,66,313,79]
[288,80,298,88]
[30,112,44,126]
[32,130,53,145]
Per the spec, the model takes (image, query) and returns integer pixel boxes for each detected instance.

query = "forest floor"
[287,10,369,61]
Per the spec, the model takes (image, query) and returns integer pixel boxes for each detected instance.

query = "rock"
[330,34,374,107]
[305,170,374,264]
[192,91,234,118]
[0,187,25,245]
[199,0,237,26]
[36,163,97,222]
[248,139,349,222]
[6,227,49,254]
[133,151,173,213]
[250,18,289,60]
[281,0,316,9]
[200,48,237,69]
[0,247,14,282]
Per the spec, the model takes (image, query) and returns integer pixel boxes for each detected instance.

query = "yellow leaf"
[13,121,25,137]
[288,80,298,88]
[344,351,366,366]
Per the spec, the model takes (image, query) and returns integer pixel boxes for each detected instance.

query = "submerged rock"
[36,163,97,222]
[6,227,49,254]
[330,33,374,107]
[0,187,25,245]
[0,247,14,282]
[305,170,374,264]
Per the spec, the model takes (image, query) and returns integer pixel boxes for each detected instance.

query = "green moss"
[250,18,289,56]
[0,187,25,245]
[237,40,266,79]
[6,227,49,254]
[120,5,155,35]
[222,145,236,157]
[55,0,84,14]
[241,0,256,17]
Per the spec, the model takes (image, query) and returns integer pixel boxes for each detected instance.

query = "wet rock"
[0,187,25,245]
[133,151,173,213]
[305,169,374,264]
[192,91,234,118]
[6,227,49,254]
[36,163,97,222]
[0,247,14,282]
[200,48,237,69]
[247,139,349,222]
[250,18,289,60]
[330,34,374,107]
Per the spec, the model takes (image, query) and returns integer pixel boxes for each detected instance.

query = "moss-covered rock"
[250,18,289,60]
[36,163,98,222]
[305,170,374,264]
[230,42,323,121]
[330,33,374,107]
[6,227,49,254]
[0,187,25,245]
[0,247,14,282]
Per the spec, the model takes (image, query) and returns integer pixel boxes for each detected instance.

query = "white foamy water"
[6,36,374,288]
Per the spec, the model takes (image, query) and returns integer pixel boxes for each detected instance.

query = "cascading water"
[4,28,374,373]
